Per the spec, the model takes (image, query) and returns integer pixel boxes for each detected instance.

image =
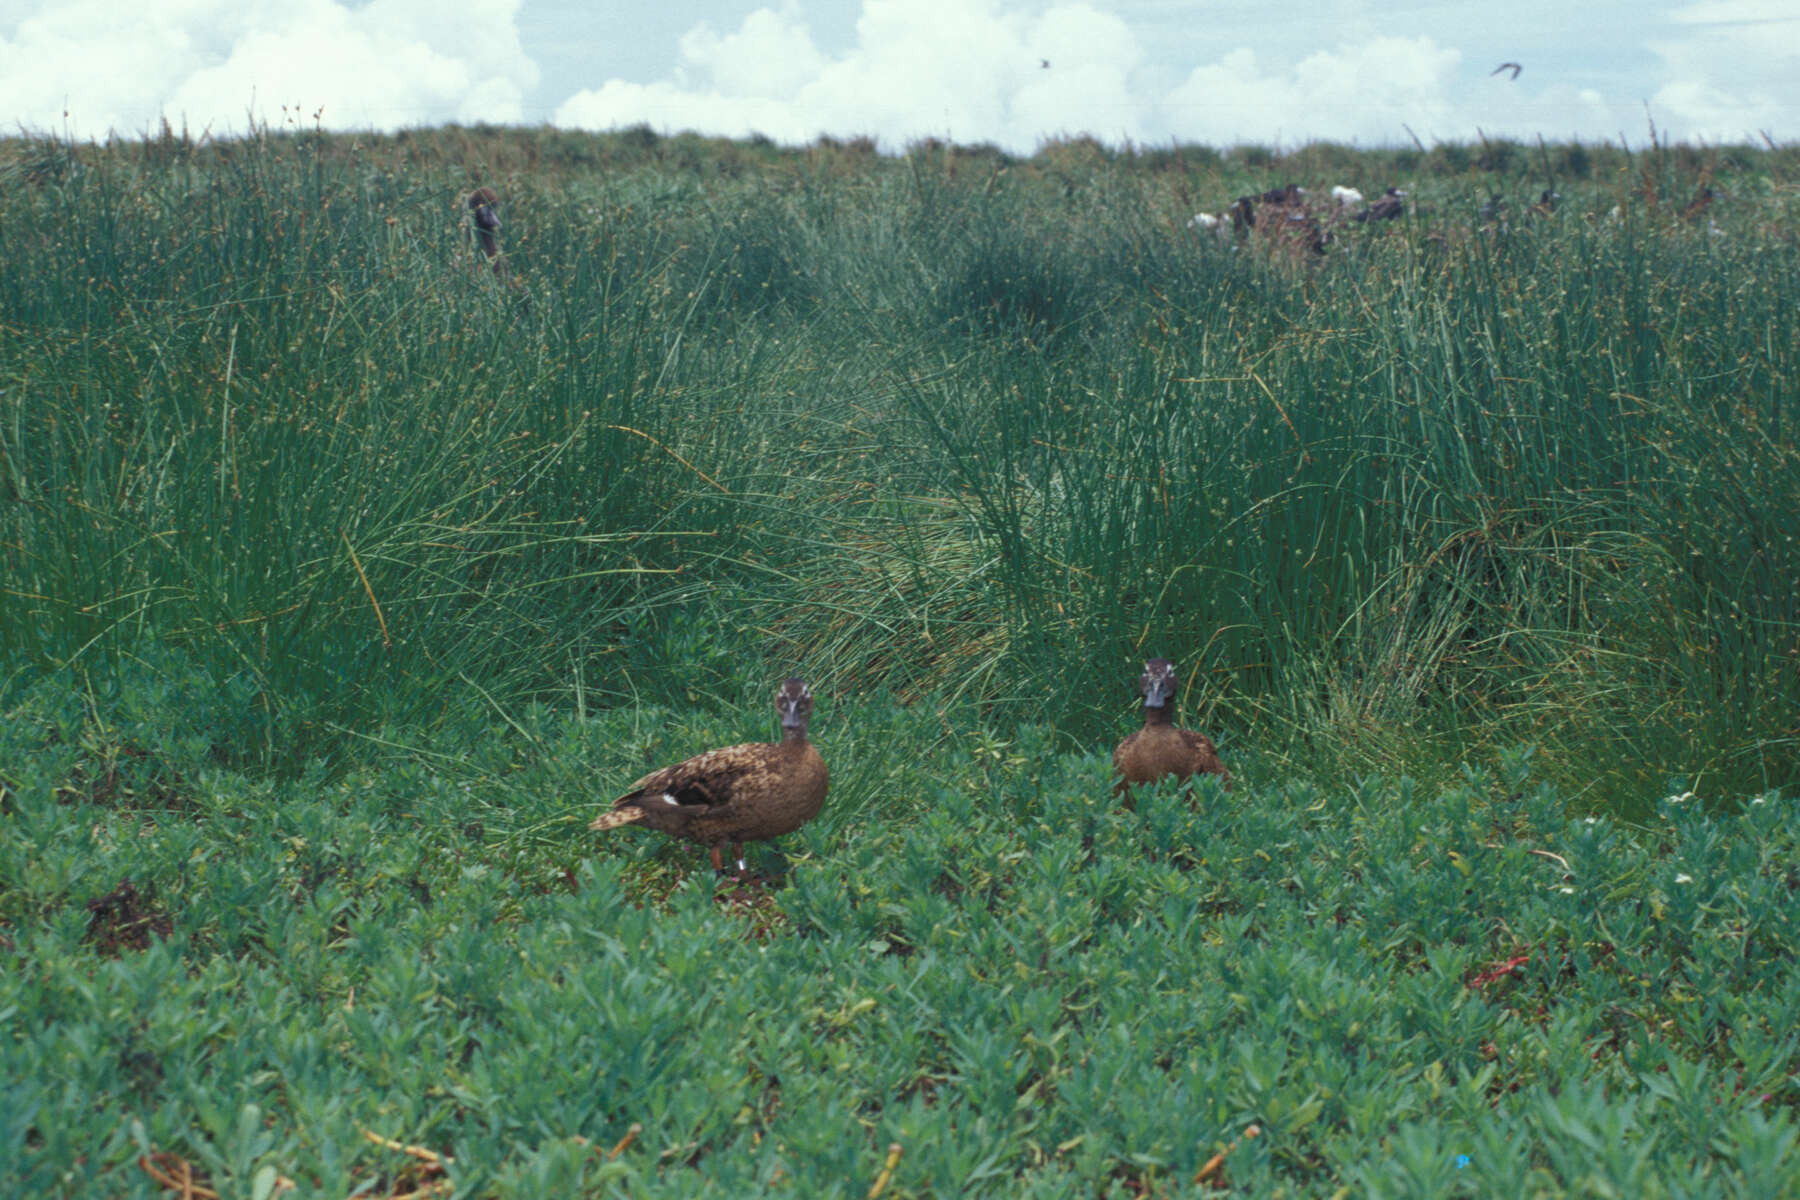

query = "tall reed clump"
[1,128,1793,803]
[0,132,814,762]
[881,161,1797,801]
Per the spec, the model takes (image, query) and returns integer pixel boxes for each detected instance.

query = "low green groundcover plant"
[2,673,1795,1198]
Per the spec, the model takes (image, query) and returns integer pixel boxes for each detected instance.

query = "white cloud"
[4,0,1793,149]
[553,0,1799,151]
[676,2,828,99]
[1647,0,1799,138]
[1669,0,1800,23]
[0,0,538,137]
[556,0,1151,150]
[1161,37,1464,145]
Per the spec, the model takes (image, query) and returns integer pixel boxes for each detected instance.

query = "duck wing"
[590,742,764,833]
[1175,729,1231,789]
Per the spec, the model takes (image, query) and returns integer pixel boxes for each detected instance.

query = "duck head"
[1138,659,1177,710]
[776,678,814,735]
[467,187,502,234]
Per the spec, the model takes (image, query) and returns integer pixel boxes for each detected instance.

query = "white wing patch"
[660,793,679,805]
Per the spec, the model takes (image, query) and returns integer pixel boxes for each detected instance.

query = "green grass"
[4,125,1795,802]
[2,667,1797,1197]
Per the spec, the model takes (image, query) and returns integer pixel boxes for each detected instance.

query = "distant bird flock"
[1186,177,1729,256]
[1188,180,1408,258]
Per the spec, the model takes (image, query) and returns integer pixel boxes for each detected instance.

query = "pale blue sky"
[3,0,1794,148]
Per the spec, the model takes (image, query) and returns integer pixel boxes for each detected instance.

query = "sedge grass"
[1,127,1794,805]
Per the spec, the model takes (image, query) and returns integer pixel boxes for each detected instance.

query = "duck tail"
[589,806,648,832]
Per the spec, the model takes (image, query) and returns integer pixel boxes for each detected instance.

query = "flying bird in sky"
[1491,62,1522,80]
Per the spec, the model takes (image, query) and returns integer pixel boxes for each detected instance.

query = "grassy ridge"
[2,126,1797,802]
[2,669,1797,1196]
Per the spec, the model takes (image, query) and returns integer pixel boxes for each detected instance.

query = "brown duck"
[466,186,503,260]
[1112,658,1231,800]
[464,186,520,290]
[590,678,828,876]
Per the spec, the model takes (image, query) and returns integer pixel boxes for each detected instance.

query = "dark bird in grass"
[1223,186,1328,256]
[1227,184,1304,227]
[1282,207,1331,255]
[1228,194,1257,231]
[1112,659,1230,802]
[1491,62,1522,80]
[1355,186,1407,222]
[464,185,522,293]
[467,186,502,260]
[591,679,828,879]
[1680,185,1717,223]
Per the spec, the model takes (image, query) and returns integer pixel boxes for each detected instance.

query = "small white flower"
[1750,796,1768,807]
[1558,886,1575,895]
[1665,791,1695,805]
[1582,817,1601,825]
[1674,873,1693,884]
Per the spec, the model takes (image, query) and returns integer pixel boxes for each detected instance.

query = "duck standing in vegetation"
[590,678,828,878]
[1113,658,1230,800]
[467,186,502,258]
[464,186,516,287]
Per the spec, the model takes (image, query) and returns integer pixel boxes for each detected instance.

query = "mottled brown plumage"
[1112,658,1230,801]
[590,678,828,876]
[1354,186,1407,223]
[1228,185,1329,256]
